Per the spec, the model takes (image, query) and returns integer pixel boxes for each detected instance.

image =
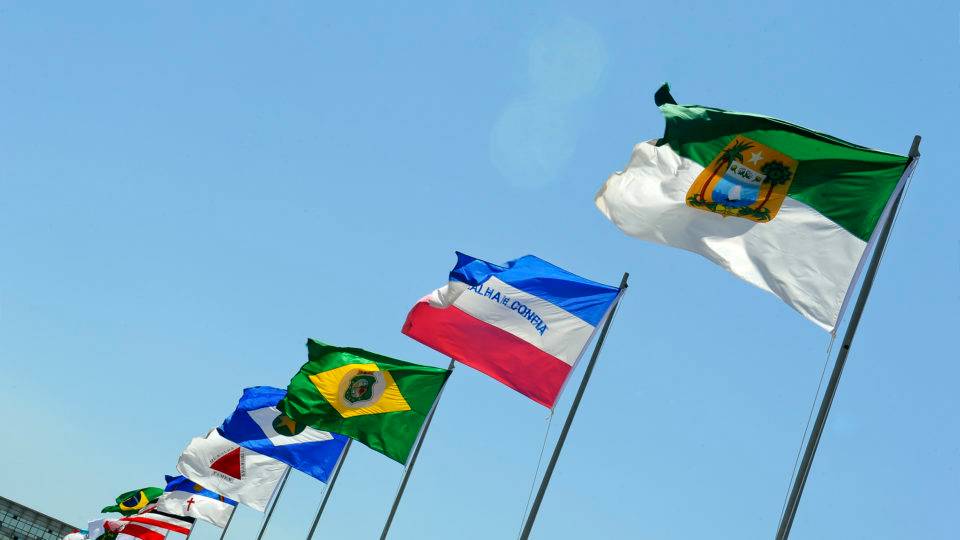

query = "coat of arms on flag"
[686,135,798,222]
[278,340,451,464]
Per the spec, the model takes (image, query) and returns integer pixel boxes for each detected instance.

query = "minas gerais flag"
[279,339,451,464]
[595,84,911,332]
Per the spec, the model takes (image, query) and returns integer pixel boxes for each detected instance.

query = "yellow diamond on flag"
[308,363,411,418]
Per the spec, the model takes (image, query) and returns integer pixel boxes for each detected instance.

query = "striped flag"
[114,522,168,540]
[120,505,193,536]
[403,252,620,407]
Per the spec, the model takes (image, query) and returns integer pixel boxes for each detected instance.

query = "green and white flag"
[596,84,912,332]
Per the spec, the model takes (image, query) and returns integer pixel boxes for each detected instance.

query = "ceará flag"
[403,252,621,407]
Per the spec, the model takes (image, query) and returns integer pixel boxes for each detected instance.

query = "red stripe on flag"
[403,301,572,407]
[123,516,191,535]
[117,523,167,540]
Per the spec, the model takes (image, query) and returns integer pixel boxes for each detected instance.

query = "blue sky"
[1,2,957,539]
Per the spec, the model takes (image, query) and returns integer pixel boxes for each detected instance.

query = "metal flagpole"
[254,466,292,540]
[519,272,629,540]
[305,438,354,540]
[217,507,237,540]
[379,358,456,540]
[775,135,921,540]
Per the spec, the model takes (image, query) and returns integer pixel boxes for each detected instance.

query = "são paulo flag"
[176,428,287,512]
[403,252,621,407]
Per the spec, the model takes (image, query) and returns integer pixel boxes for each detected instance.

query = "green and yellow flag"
[279,339,451,464]
[101,486,164,515]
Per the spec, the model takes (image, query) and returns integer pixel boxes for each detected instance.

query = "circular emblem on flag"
[271,413,306,436]
[338,369,386,408]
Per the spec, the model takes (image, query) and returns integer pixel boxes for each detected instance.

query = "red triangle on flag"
[210,447,242,480]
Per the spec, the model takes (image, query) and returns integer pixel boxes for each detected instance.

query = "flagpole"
[775,135,921,540]
[254,466,292,540]
[379,358,456,540]
[217,507,237,540]
[518,272,628,540]
[305,438,353,540]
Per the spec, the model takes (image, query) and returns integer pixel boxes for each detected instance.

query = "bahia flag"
[595,84,912,332]
[176,428,288,512]
[402,252,621,408]
[156,475,237,528]
[219,386,349,482]
[279,340,451,464]
[102,487,165,516]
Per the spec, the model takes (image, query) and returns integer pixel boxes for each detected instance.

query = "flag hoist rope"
[305,438,353,540]
[775,135,921,540]
[378,358,456,540]
[518,271,629,540]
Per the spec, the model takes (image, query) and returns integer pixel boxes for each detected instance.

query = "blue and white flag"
[219,386,349,482]
[156,475,236,528]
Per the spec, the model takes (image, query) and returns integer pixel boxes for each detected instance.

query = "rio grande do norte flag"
[279,339,451,464]
[595,84,911,332]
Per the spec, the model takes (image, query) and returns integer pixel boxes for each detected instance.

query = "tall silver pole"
[305,439,353,540]
[519,272,629,540]
[775,136,921,540]
[379,358,456,540]
[217,507,237,540]
[254,466,292,540]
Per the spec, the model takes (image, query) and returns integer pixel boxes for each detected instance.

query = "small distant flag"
[120,504,193,536]
[102,487,164,516]
[90,517,159,540]
[279,340,451,464]
[176,428,287,512]
[219,386,349,482]
[87,518,114,539]
[155,475,237,528]
[402,252,621,407]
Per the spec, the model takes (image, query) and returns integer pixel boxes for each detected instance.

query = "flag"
[595,84,911,332]
[402,252,620,407]
[120,505,193,536]
[278,340,451,464]
[91,519,151,540]
[102,487,164,516]
[87,518,115,539]
[219,386,349,482]
[176,428,288,511]
[114,522,167,540]
[156,475,237,528]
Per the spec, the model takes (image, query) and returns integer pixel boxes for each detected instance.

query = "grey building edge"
[0,495,79,540]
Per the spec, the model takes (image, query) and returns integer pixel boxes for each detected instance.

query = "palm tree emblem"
[695,139,755,203]
[756,160,793,210]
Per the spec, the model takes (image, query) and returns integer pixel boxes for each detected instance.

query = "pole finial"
[909,135,921,158]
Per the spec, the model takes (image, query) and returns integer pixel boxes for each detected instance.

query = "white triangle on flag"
[247,406,333,446]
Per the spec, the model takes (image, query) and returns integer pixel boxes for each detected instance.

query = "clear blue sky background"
[1,2,957,539]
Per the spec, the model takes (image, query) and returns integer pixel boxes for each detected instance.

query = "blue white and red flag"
[403,252,621,407]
